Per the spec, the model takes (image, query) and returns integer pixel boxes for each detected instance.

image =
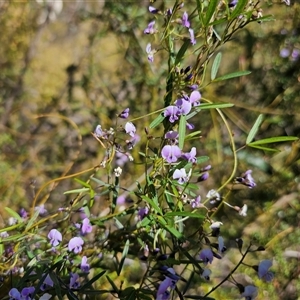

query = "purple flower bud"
[149,6,159,13]
[119,108,129,119]
[69,272,80,289]
[240,285,258,299]
[81,218,93,235]
[138,206,149,220]
[41,274,54,291]
[235,170,256,188]
[146,43,155,63]
[229,0,238,7]
[182,12,190,28]
[80,256,90,273]
[197,172,209,182]
[189,28,196,45]
[190,195,201,208]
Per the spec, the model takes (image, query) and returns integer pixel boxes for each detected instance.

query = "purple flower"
[125,122,136,137]
[161,145,182,163]
[149,6,159,13]
[240,285,258,300]
[201,268,212,280]
[35,204,47,216]
[235,170,256,188]
[182,12,190,28]
[9,288,21,300]
[69,272,80,289]
[68,237,84,254]
[189,90,201,106]
[41,274,54,291]
[190,195,201,208]
[189,28,196,45]
[175,98,192,115]
[19,208,28,219]
[146,43,155,62]
[258,260,274,282]
[186,121,195,130]
[182,147,197,163]
[291,48,300,61]
[229,0,238,7]
[119,108,129,119]
[173,168,191,184]
[144,20,156,34]
[21,287,35,300]
[80,256,90,273]
[164,105,180,123]
[94,125,104,138]
[165,131,179,144]
[138,207,149,220]
[81,218,93,235]
[156,268,179,300]
[280,48,290,58]
[48,229,62,247]
[199,248,214,264]
[197,172,209,182]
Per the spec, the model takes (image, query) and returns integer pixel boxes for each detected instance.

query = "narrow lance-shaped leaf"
[249,136,298,145]
[230,0,248,20]
[150,113,164,129]
[211,53,222,81]
[117,239,130,275]
[204,0,219,25]
[213,70,251,82]
[179,114,186,150]
[246,114,264,144]
[175,39,190,65]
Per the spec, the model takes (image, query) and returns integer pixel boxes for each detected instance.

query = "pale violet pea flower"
[164,105,180,123]
[189,28,196,45]
[189,90,201,106]
[199,248,214,265]
[235,170,256,188]
[165,131,179,144]
[240,285,258,299]
[175,98,192,115]
[69,272,80,289]
[144,20,156,34]
[161,145,182,163]
[146,43,155,62]
[124,122,136,137]
[40,293,52,300]
[201,268,212,280]
[182,12,190,28]
[48,229,62,247]
[190,195,201,208]
[156,268,179,300]
[239,204,248,216]
[182,147,197,163]
[173,168,191,184]
[68,237,84,254]
[258,260,274,282]
[118,108,129,119]
[80,256,90,273]
[81,218,93,235]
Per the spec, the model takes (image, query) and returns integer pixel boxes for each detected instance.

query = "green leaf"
[204,0,219,25]
[213,70,251,82]
[150,113,165,129]
[247,144,280,152]
[175,39,190,65]
[164,211,205,219]
[117,239,130,275]
[81,271,107,290]
[197,156,210,164]
[246,114,264,144]
[179,114,186,149]
[5,207,23,223]
[106,275,119,293]
[141,195,162,215]
[25,209,40,231]
[74,178,91,188]
[90,177,110,186]
[211,53,222,80]
[199,103,234,109]
[230,0,248,20]
[249,136,298,145]
[195,0,204,26]
[64,187,90,194]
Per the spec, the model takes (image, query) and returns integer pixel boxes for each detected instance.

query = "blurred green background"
[0,1,299,299]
